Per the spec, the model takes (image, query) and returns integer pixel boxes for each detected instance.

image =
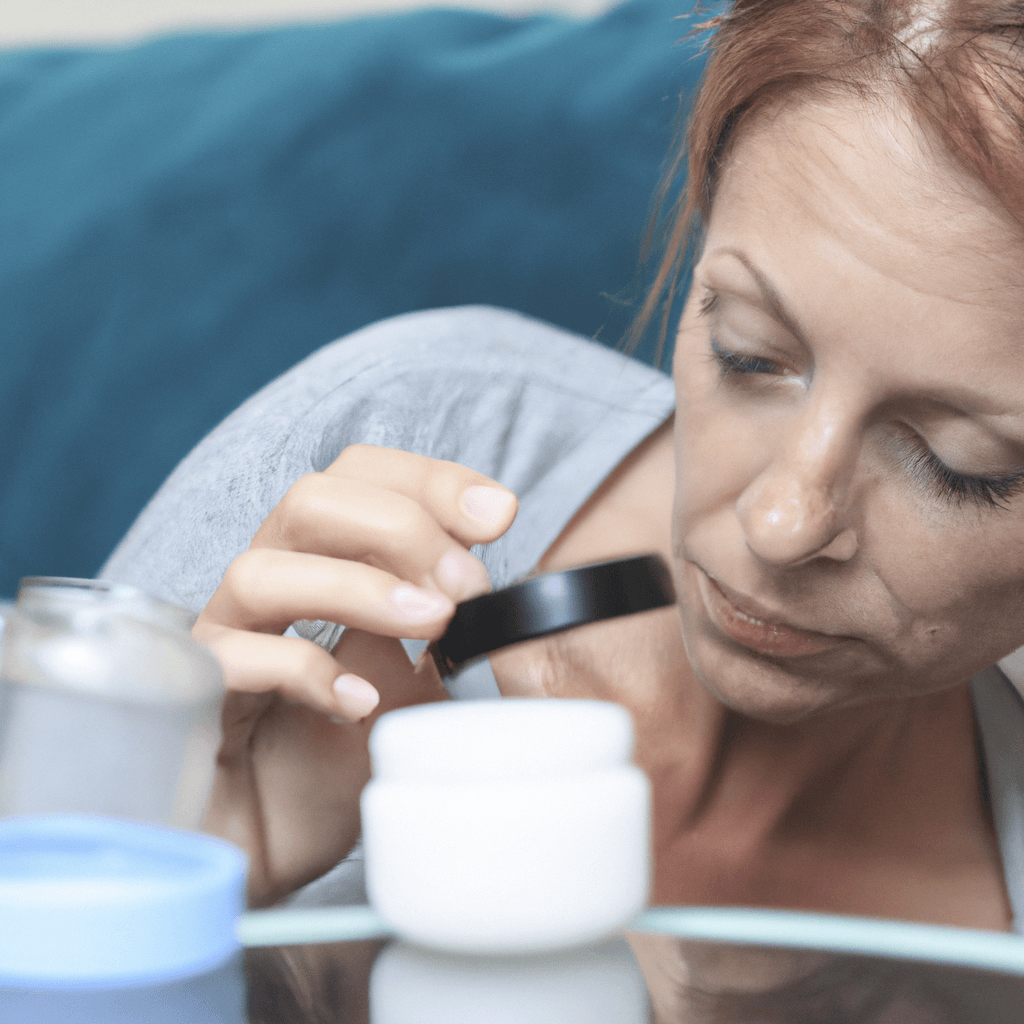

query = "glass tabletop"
[240,906,1024,1024]
[3,904,1024,1022]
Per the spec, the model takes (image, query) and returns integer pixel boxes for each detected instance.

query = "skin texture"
[195,94,1023,928]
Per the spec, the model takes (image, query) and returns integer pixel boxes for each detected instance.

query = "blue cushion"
[0,0,706,597]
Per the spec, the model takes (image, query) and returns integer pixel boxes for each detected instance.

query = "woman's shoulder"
[174,305,672,470]
[99,305,675,610]
[290,304,672,428]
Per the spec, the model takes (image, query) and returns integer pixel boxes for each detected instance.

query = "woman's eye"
[910,445,1024,511]
[710,337,780,377]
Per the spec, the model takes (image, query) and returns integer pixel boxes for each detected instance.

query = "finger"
[196,622,381,722]
[204,547,456,638]
[251,474,492,603]
[325,445,518,547]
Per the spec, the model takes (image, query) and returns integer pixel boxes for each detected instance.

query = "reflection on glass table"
[239,905,1024,1024]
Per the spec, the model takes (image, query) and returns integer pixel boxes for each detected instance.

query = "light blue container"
[0,957,246,1024]
[0,814,247,1021]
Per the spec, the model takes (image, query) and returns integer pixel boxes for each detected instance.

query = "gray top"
[101,305,1024,930]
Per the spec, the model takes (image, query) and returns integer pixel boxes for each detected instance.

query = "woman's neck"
[643,663,1006,926]
[653,673,978,844]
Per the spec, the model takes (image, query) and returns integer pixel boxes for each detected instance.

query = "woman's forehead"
[708,94,1024,308]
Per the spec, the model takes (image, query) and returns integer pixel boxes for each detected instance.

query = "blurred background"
[0,0,617,47]
[0,0,694,597]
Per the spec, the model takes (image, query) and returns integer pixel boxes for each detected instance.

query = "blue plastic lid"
[0,815,247,988]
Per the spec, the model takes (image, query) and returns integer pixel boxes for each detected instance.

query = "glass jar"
[0,578,223,829]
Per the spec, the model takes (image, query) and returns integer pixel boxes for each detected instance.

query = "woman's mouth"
[696,570,851,658]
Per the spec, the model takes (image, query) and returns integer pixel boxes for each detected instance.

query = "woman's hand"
[192,445,518,905]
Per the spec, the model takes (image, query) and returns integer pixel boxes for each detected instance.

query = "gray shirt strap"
[971,665,1024,934]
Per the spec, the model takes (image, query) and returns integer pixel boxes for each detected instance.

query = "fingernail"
[388,584,452,621]
[332,673,380,720]
[460,485,516,525]
[433,548,492,602]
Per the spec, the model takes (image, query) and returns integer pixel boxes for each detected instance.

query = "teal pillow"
[0,0,705,597]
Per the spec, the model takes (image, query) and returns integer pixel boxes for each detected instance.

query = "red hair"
[629,0,1024,363]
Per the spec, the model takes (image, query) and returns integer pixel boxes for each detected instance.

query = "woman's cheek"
[673,386,772,534]
[866,461,1014,618]
[880,507,1024,654]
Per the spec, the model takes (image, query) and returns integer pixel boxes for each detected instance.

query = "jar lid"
[369,698,634,783]
[0,815,246,988]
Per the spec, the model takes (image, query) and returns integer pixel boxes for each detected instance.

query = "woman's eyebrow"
[707,246,810,347]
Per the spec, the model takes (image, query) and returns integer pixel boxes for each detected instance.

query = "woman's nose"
[736,414,859,566]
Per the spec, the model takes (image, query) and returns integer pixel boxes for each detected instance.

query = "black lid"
[430,554,675,676]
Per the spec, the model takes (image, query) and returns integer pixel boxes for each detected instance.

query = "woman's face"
[672,95,1024,723]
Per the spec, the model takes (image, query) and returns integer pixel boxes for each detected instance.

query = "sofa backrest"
[0,0,706,596]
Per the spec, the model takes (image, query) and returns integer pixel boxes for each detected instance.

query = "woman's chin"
[702,678,832,725]
[683,633,863,726]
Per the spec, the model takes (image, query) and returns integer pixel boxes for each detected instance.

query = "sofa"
[0,0,707,598]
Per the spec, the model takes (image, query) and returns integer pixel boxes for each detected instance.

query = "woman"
[103,0,1024,931]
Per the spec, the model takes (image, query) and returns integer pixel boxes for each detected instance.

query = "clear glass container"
[0,578,223,828]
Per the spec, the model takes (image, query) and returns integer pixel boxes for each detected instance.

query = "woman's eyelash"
[709,337,778,376]
[701,295,780,377]
[699,290,720,318]
[908,446,1024,510]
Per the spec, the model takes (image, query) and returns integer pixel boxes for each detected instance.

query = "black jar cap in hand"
[429,554,675,677]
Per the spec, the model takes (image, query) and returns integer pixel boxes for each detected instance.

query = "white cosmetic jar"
[361,698,651,954]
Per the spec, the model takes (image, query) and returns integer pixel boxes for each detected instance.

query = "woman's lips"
[696,570,851,658]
